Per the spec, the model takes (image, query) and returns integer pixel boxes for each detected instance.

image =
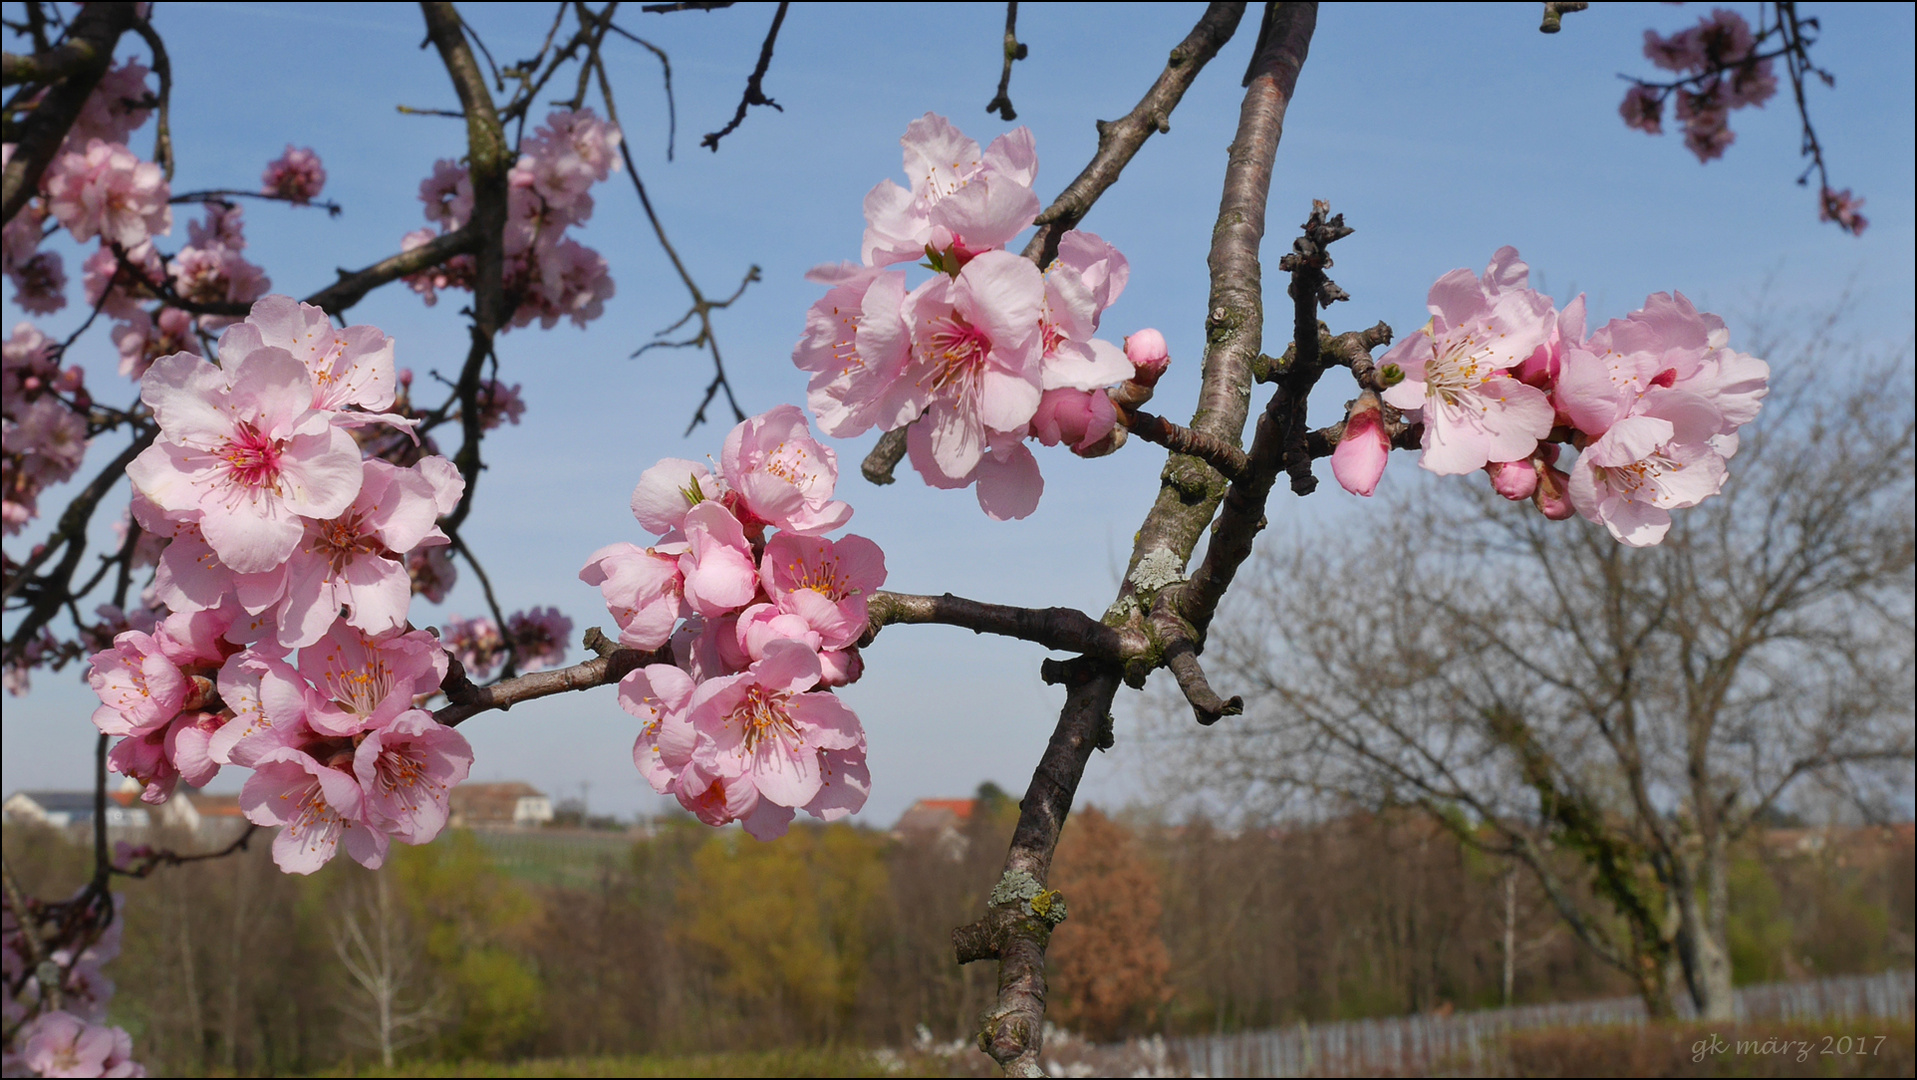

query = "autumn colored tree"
[1044,808,1170,1041]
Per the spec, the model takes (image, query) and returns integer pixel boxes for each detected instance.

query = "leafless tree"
[332,869,446,1068]
[1178,348,1916,1019]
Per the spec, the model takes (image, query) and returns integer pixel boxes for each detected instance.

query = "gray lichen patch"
[989,870,1068,928]
[1128,548,1187,594]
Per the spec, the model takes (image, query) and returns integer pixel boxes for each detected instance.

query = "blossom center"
[732,684,801,755]
[220,421,285,492]
[920,314,988,396]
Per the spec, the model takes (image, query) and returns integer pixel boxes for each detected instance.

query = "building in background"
[449,782,555,830]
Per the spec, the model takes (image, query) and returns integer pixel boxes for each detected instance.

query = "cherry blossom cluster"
[4,55,315,385]
[793,114,1155,520]
[3,898,142,1077]
[582,405,882,839]
[402,108,620,330]
[1341,247,1768,548]
[440,606,573,681]
[1621,8,1778,163]
[84,296,476,874]
[2,324,89,537]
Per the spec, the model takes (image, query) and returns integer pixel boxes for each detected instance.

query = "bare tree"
[332,870,445,1068]
[1180,349,1916,1019]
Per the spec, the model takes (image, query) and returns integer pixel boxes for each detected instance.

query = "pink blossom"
[1039,230,1133,393]
[1678,94,1735,162]
[1643,26,1706,73]
[1619,84,1664,134]
[1379,246,1557,475]
[629,456,726,536]
[1555,291,1768,448]
[68,59,153,148]
[477,380,526,429]
[419,159,472,229]
[298,625,448,737]
[861,114,1040,269]
[506,606,572,671]
[519,107,621,212]
[212,648,307,767]
[126,347,364,574]
[223,295,399,413]
[619,662,698,793]
[86,630,186,736]
[898,249,1046,480]
[261,145,326,203]
[6,249,67,314]
[43,140,171,248]
[408,544,457,603]
[170,208,270,329]
[242,747,385,873]
[353,709,472,845]
[258,457,451,648]
[112,306,198,381]
[1819,187,1868,235]
[908,423,1045,521]
[720,404,853,535]
[677,501,760,617]
[758,532,887,649]
[581,542,685,650]
[685,641,866,840]
[440,614,505,681]
[1030,387,1118,454]
[82,241,162,319]
[17,1011,142,1078]
[1567,400,1729,546]
[793,264,914,438]
[1331,396,1390,497]
[1125,328,1171,387]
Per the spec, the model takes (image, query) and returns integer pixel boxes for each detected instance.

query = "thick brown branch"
[860,426,909,485]
[304,225,478,314]
[421,1,510,531]
[863,590,1148,660]
[966,8,1317,1075]
[1,2,138,225]
[1019,1,1246,268]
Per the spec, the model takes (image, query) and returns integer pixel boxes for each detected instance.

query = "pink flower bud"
[1031,388,1117,453]
[1125,328,1170,387]
[1533,458,1576,520]
[1487,457,1539,501]
[1331,396,1389,497]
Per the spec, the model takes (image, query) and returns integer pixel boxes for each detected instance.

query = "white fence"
[1166,969,1916,1078]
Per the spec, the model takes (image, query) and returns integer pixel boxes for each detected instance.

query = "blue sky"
[5,2,1912,826]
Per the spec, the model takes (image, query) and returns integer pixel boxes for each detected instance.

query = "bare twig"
[1539,1,1588,34]
[700,1,786,152]
[984,2,1027,121]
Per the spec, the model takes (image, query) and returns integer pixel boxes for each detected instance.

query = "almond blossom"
[1379,246,1557,475]
[126,344,363,574]
[42,140,171,249]
[860,114,1040,269]
[792,263,913,439]
[241,747,386,874]
[353,709,473,845]
[261,145,327,203]
[720,403,852,535]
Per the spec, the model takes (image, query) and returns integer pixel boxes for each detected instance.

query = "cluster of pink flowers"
[166,203,271,331]
[401,108,619,329]
[1623,8,1778,163]
[583,405,882,839]
[261,145,327,204]
[792,114,1159,519]
[3,901,141,1077]
[2,325,89,536]
[440,606,573,681]
[1349,247,1768,547]
[84,296,476,874]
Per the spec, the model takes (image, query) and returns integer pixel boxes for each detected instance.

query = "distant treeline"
[3,798,1909,1076]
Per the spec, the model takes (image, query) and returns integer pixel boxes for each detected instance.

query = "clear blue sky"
[5,2,1912,825]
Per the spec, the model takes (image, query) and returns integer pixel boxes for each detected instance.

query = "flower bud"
[1331,394,1390,497]
[1487,457,1538,501]
[1533,457,1576,520]
[1124,328,1170,388]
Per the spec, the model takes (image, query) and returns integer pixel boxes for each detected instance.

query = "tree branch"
[961,6,1316,1073]
[699,0,786,151]
[984,2,1027,121]
[434,627,669,726]
[0,2,138,225]
[862,590,1148,660]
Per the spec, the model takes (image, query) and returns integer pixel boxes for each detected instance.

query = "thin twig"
[984,2,1027,121]
[700,0,786,151]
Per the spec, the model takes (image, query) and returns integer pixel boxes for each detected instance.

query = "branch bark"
[959,6,1317,1074]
